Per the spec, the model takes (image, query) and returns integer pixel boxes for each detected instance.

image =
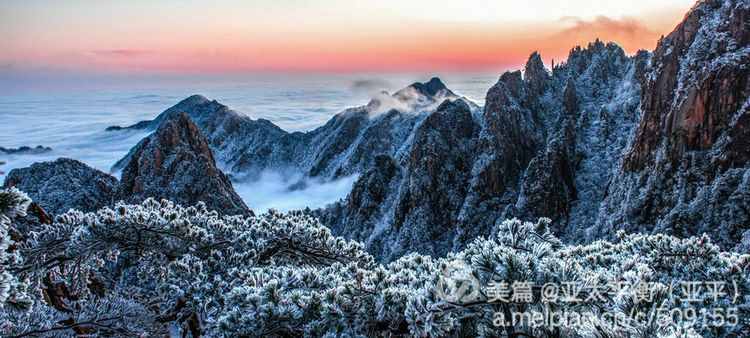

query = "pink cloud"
[90,49,152,58]
[553,15,659,52]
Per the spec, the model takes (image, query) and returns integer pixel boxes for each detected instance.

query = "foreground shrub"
[0,190,747,337]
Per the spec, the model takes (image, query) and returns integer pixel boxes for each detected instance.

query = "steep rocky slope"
[595,0,750,250]
[321,99,481,260]
[117,113,251,216]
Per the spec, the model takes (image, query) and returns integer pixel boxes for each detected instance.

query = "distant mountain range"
[5,0,749,261]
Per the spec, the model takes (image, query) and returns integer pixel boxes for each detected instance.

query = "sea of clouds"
[0,73,495,211]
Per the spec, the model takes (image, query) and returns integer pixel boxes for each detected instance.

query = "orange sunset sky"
[1,0,696,74]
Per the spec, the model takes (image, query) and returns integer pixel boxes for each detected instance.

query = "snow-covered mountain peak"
[366,77,460,115]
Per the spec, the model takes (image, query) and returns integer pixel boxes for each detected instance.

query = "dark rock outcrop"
[0,145,52,155]
[117,113,250,216]
[562,79,578,116]
[320,154,401,247]
[403,77,456,98]
[480,70,544,191]
[524,51,550,99]
[3,158,117,215]
[105,120,151,131]
[513,112,577,230]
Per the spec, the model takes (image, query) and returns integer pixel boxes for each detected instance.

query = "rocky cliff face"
[3,158,117,215]
[624,0,749,171]
[117,113,251,216]
[596,0,750,250]
[320,99,480,260]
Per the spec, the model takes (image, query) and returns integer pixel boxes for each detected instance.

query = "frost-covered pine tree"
[0,192,747,337]
[0,188,32,311]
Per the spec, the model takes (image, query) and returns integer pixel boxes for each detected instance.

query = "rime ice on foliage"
[1,194,747,337]
[0,188,32,311]
[0,196,373,336]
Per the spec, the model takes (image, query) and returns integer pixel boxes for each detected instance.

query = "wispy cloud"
[554,16,658,51]
[90,49,152,58]
[561,15,654,35]
[350,78,392,94]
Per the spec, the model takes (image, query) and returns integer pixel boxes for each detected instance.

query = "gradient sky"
[1,0,696,74]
